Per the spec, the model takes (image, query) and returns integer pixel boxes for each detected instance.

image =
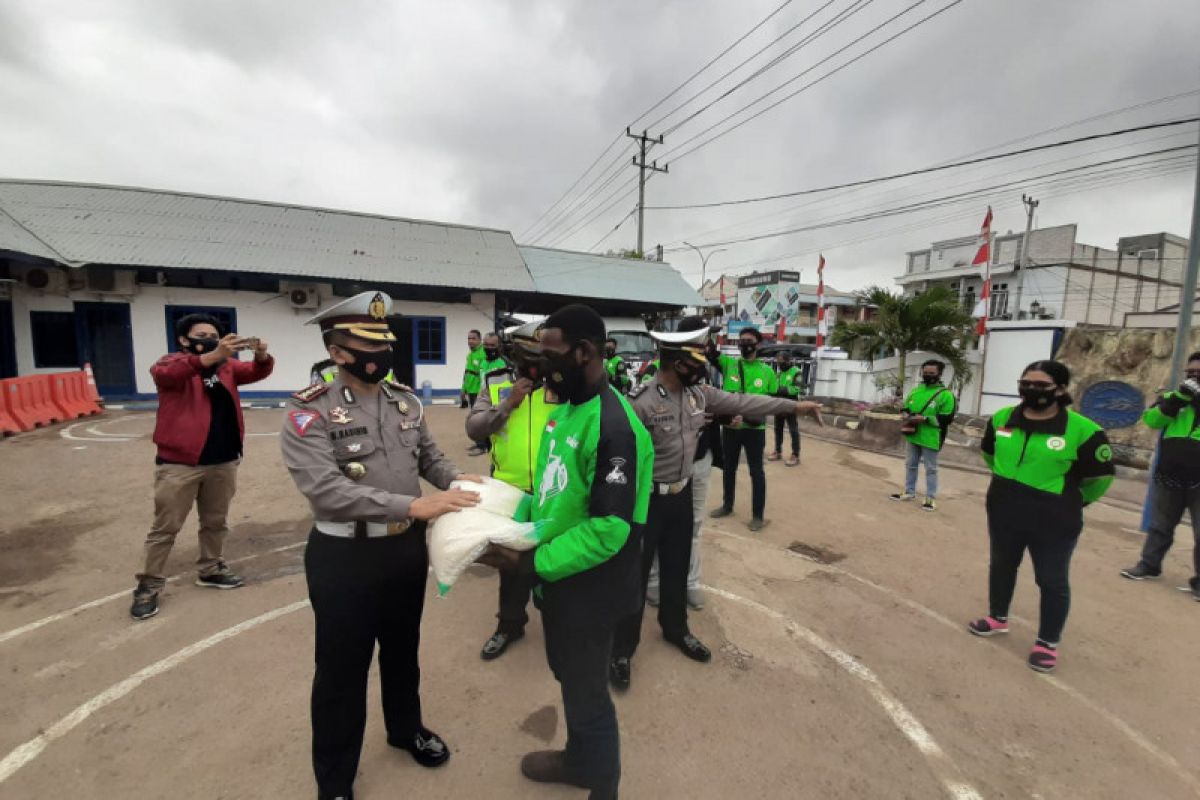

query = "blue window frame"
[411,316,446,365]
[164,305,238,352]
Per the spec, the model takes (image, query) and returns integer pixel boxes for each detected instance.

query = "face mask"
[339,345,392,384]
[484,347,500,360]
[542,348,587,403]
[605,348,616,359]
[1019,385,1059,409]
[674,360,705,387]
[739,342,757,358]
[922,374,939,386]
[188,336,218,355]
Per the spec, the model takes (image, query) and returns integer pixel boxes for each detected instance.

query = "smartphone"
[236,336,260,351]
[754,288,774,312]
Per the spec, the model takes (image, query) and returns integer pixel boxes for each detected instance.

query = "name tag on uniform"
[399,421,420,431]
[996,428,1014,438]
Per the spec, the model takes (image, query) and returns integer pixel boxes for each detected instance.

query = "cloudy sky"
[2,0,1197,294]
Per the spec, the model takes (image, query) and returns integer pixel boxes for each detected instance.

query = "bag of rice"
[427,477,540,595]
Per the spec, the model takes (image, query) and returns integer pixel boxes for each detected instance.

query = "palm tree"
[831,285,975,399]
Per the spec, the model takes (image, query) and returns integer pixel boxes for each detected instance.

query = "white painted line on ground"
[704,526,1200,796]
[59,421,133,443]
[0,541,306,646]
[0,599,310,785]
[701,584,983,800]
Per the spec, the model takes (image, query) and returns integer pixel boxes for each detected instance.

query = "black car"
[758,343,815,366]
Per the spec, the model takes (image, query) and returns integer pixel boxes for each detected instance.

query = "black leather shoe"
[520,750,589,788]
[480,630,523,661]
[388,727,450,768]
[666,633,712,663]
[318,792,353,800]
[609,657,631,691]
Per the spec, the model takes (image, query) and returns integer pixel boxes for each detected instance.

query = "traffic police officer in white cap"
[280,291,483,800]
[609,316,823,689]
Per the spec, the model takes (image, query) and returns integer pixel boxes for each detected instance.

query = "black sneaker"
[480,630,523,661]
[709,506,734,519]
[389,727,450,768]
[609,657,631,691]
[130,584,159,620]
[196,565,244,589]
[1120,564,1160,581]
[1177,581,1200,602]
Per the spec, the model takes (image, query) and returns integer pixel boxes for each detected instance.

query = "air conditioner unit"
[21,266,68,294]
[86,268,137,295]
[284,282,320,309]
[1136,249,1159,260]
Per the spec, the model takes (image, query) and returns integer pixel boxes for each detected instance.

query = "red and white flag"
[970,207,993,335]
[815,254,827,348]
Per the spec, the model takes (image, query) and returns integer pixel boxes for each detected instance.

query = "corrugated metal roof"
[520,246,702,308]
[0,180,535,291]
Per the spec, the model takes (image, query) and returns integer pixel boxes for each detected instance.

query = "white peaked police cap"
[304,291,396,342]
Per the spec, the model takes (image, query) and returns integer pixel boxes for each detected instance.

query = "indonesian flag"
[719,276,726,306]
[776,316,787,340]
[815,254,827,348]
[970,207,993,335]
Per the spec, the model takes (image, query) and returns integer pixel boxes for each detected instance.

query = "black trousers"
[465,393,490,450]
[304,525,429,796]
[773,414,799,457]
[987,513,1081,643]
[721,427,767,518]
[613,485,694,658]
[1138,482,1200,579]
[541,596,620,799]
[496,568,535,635]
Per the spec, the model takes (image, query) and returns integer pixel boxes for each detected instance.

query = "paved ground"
[1,406,1198,799]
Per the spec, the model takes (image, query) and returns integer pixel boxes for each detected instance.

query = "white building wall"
[10,283,495,397]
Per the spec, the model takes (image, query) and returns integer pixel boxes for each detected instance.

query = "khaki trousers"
[137,461,239,589]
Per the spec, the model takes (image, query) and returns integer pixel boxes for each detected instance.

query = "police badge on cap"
[306,291,397,342]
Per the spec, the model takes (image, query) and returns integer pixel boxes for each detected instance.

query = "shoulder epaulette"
[484,366,513,382]
[292,383,330,403]
[627,382,649,399]
[385,379,415,393]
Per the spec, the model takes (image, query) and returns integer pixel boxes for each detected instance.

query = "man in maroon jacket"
[131,313,274,620]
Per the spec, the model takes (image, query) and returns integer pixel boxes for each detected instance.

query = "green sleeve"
[534,516,631,582]
[513,493,533,523]
[1143,393,1185,429]
[765,368,778,395]
[1075,429,1116,504]
[980,417,996,469]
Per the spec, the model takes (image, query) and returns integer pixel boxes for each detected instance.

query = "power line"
[649,117,1200,210]
[658,0,965,165]
[666,146,1197,250]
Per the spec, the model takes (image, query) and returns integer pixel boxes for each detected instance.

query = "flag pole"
[971,207,994,416]
[812,254,826,397]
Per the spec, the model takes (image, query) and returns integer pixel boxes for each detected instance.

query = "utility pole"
[627,128,668,256]
[1140,121,1200,532]
[1011,194,1038,319]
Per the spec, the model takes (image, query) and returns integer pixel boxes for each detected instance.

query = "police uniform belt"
[315,519,413,538]
[654,477,690,496]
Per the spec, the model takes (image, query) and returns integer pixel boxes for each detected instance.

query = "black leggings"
[773,414,799,456]
[987,514,1081,643]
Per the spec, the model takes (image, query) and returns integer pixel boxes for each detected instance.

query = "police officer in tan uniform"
[609,317,823,689]
[281,291,482,800]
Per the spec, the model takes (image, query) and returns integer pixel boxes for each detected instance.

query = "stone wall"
[1055,327,1200,466]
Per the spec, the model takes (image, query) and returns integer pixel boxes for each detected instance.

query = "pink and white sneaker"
[1028,642,1058,673]
[967,616,1009,637]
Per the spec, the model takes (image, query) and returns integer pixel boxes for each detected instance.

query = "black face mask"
[187,336,219,355]
[674,359,705,387]
[340,345,392,384]
[542,348,588,403]
[605,348,616,359]
[739,342,757,359]
[922,374,939,386]
[1019,386,1059,409]
[484,347,500,360]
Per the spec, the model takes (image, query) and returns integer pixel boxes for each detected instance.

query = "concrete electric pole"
[627,128,668,257]
[1011,194,1039,318]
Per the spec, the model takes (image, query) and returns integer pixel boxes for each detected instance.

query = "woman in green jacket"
[968,360,1115,674]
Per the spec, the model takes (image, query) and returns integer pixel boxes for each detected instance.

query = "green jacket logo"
[1046,436,1067,451]
[605,457,628,485]
[539,440,569,503]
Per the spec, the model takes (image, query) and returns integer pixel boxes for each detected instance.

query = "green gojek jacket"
[462,346,486,395]
[515,383,653,598]
[605,355,631,392]
[981,405,1115,518]
[775,365,804,398]
[902,382,957,451]
[715,353,777,430]
[1142,390,1200,486]
[486,376,553,494]
[638,359,660,385]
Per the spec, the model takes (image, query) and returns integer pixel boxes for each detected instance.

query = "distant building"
[896,224,1189,327]
[704,269,866,342]
[0,180,700,397]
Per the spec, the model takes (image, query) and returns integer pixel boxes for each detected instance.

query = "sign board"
[734,271,836,332]
[1080,381,1145,429]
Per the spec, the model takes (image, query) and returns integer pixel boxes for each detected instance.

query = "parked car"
[758,342,815,366]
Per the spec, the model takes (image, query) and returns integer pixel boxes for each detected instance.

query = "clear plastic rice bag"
[427,477,540,595]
